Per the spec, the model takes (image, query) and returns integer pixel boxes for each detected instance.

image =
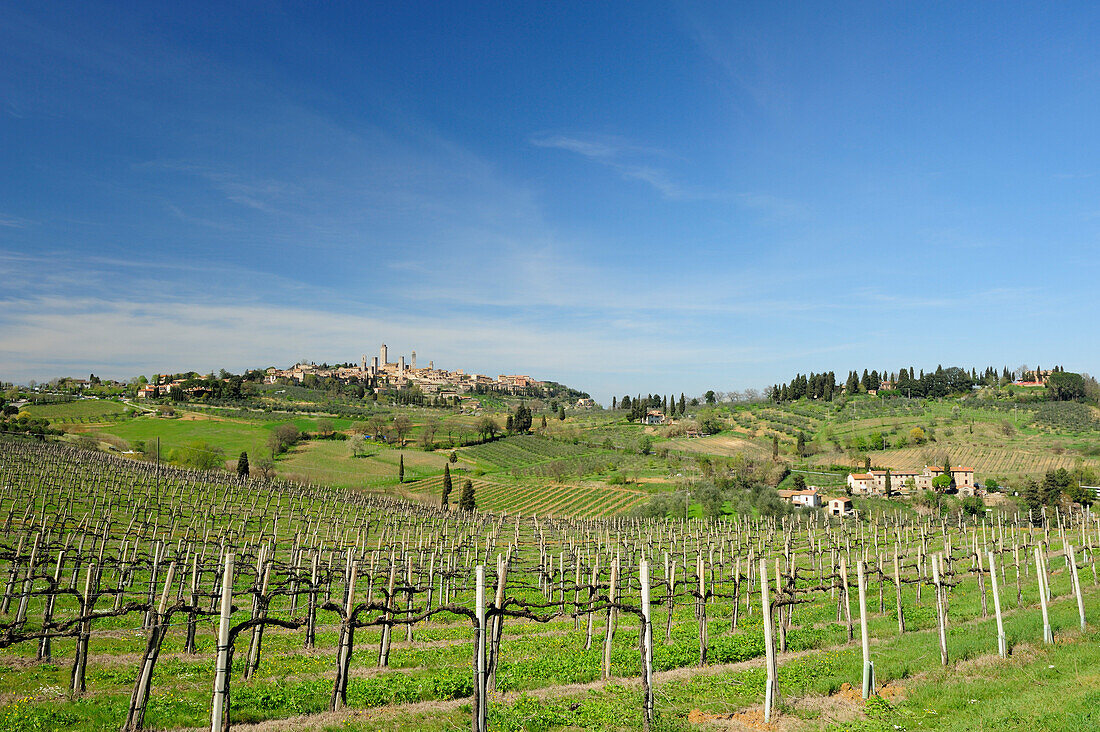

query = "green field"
[278,440,451,489]
[21,398,131,420]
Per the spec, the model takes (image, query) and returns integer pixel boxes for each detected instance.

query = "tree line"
[769,364,1085,403]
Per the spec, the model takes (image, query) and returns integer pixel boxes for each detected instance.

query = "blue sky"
[2,2,1099,401]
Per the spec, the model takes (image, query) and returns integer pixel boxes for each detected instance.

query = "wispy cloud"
[136,160,299,215]
[530,132,713,200]
[680,9,790,114]
[530,132,804,217]
[0,213,30,228]
[0,295,750,390]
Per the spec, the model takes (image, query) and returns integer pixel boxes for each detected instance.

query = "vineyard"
[0,436,1099,731]
[856,445,1096,481]
[400,476,648,517]
[662,434,769,459]
[458,435,595,470]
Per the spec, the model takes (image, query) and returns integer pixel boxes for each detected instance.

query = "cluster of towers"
[360,343,431,378]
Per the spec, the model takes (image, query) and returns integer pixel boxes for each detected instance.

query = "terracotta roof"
[778,489,818,498]
[850,473,873,480]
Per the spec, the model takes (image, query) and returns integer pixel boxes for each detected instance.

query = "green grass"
[90,411,358,465]
[278,440,450,489]
[21,399,130,420]
[93,413,274,462]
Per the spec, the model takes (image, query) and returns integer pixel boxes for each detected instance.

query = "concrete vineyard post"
[474,564,487,732]
[640,558,654,732]
[211,553,234,732]
[987,551,1007,658]
[857,560,875,698]
[1067,544,1086,632]
[760,558,779,722]
[931,554,948,666]
[1035,546,1053,644]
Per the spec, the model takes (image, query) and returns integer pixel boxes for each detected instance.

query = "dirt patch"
[688,707,778,730]
[831,681,903,704]
[684,680,906,731]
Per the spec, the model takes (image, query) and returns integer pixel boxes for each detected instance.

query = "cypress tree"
[459,479,476,511]
[399,454,404,483]
[558,405,565,420]
[237,451,249,477]
[441,464,452,509]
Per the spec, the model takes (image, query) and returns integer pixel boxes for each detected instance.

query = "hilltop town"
[131,343,579,402]
[264,343,543,397]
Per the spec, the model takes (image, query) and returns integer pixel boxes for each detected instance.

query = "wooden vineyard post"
[730,557,740,631]
[1035,546,1053,644]
[474,564,487,732]
[892,547,905,634]
[760,558,780,723]
[639,558,655,732]
[70,560,97,696]
[38,550,64,661]
[331,561,357,711]
[487,554,508,692]
[839,556,853,642]
[1,535,25,614]
[305,551,319,649]
[404,557,414,642]
[244,560,272,680]
[584,560,597,651]
[122,562,177,732]
[378,563,396,667]
[185,553,200,654]
[666,558,676,643]
[857,561,875,699]
[930,554,948,666]
[14,532,40,626]
[602,555,619,679]
[211,552,234,732]
[696,554,707,666]
[988,551,1007,658]
[1067,544,1086,632]
[975,548,988,617]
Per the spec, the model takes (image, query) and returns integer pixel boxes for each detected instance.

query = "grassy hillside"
[26,384,1100,517]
